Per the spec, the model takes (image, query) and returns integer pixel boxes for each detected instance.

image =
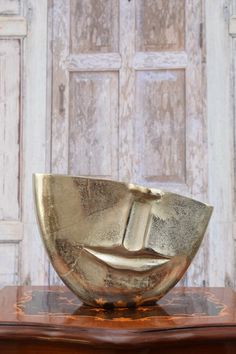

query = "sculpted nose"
[123,184,163,252]
[123,201,153,252]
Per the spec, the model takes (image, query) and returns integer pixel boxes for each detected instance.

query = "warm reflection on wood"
[0,286,236,353]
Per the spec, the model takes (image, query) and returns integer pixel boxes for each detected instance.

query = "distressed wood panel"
[0,222,23,241]
[51,0,207,288]
[69,72,118,177]
[66,53,121,71]
[0,40,20,221]
[51,0,120,282]
[70,0,118,54]
[206,0,234,287]
[0,243,19,287]
[134,51,187,70]
[183,0,207,286]
[134,70,185,183]
[21,0,236,290]
[136,0,185,52]
[0,0,20,15]
[50,0,71,284]
[20,0,49,286]
[0,17,27,37]
[51,0,70,174]
[185,4,206,200]
[118,0,135,181]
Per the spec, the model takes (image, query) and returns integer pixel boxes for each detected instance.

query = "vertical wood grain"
[49,0,210,288]
[51,0,69,174]
[0,40,20,221]
[23,0,236,289]
[70,0,118,54]
[3,0,235,289]
[231,0,236,289]
[0,243,19,286]
[136,0,185,52]
[0,38,22,288]
[134,70,185,184]
[69,72,118,178]
[0,0,23,289]
[21,0,49,285]
[206,0,234,287]
[184,0,208,286]
[119,0,135,181]
[0,0,20,15]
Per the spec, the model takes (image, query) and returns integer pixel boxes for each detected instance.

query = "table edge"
[1,323,236,348]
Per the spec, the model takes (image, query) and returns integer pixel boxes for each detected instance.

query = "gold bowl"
[33,174,213,308]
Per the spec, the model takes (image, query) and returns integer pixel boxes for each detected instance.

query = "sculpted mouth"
[83,195,172,272]
[83,246,171,272]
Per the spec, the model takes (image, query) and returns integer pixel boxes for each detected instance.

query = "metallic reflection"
[33,174,213,307]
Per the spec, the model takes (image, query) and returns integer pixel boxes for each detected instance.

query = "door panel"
[0,39,22,287]
[0,0,20,15]
[69,71,118,177]
[51,0,206,285]
[0,40,20,221]
[136,0,185,51]
[70,0,119,54]
[134,69,186,183]
[0,243,19,284]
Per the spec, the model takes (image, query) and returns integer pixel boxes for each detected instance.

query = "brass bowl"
[33,174,213,307]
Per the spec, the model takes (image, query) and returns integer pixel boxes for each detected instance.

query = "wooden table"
[0,286,236,353]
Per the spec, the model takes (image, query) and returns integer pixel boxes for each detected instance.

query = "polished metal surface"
[33,174,213,307]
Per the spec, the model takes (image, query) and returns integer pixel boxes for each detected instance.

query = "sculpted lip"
[81,192,170,272]
[83,246,171,272]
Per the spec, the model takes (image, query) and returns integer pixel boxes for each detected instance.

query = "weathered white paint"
[229,15,236,35]
[119,0,135,181]
[0,243,19,286]
[66,53,121,71]
[134,70,186,183]
[0,0,236,290]
[206,0,235,287]
[0,16,27,37]
[182,0,208,286]
[0,40,20,221]
[0,222,23,241]
[0,33,22,286]
[233,2,236,277]
[69,72,119,178]
[0,0,49,288]
[133,52,188,70]
[20,0,49,285]
[50,0,207,287]
[0,0,20,15]
[51,0,69,176]
[49,0,70,284]
[70,0,118,54]
[136,0,185,52]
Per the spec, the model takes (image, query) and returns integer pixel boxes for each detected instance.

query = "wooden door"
[0,2,27,287]
[51,0,206,286]
[0,0,49,288]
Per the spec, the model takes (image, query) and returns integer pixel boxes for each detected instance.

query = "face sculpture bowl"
[33,174,213,308]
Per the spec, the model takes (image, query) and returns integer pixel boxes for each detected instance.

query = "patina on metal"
[33,174,213,308]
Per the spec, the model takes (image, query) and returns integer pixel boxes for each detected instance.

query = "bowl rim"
[32,173,213,210]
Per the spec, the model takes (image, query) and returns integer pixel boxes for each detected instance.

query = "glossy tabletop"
[0,286,236,353]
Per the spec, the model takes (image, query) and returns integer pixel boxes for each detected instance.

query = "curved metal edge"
[32,173,214,209]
